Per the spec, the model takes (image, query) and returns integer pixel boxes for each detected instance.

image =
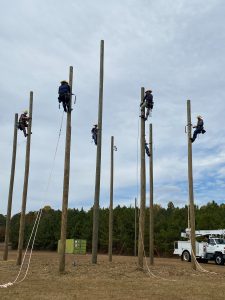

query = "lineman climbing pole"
[138,87,146,269]
[59,66,73,273]
[187,100,197,270]
[3,114,18,261]
[149,123,154,265]
[92,40,104,264]
[108,136,114,262]
[17,92,33,265]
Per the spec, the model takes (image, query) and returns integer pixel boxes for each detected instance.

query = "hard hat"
[24,110,28,114]
[93,124,98,127]
[197,115,203,119]
[145,90,152,93]
[61,80,68,84]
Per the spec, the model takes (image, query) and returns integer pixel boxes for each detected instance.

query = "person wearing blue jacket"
[58,80,71,112]
[145,141,150,157]
[91,124,98,145]
[190,115,206,143]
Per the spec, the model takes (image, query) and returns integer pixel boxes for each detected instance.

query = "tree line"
[0,201,224,256]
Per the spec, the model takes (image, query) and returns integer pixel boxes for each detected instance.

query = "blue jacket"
[144,93,153,103]
[58,83,71,95]
[197,119,204,130]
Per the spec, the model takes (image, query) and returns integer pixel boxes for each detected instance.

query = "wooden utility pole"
[3,113,18,261]
[149,123,154,265]
[138,87,146,269]
[187,100,197,270]
[108,136,114,262]
[92,40,104,264]
[17,93,33,265]
[134,197,137,256]
[59,66,73,273]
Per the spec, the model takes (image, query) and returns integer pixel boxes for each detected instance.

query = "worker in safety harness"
[140,90,154,121]
[190,115,206,143]
[18,110,31,137]
[58,80,71,112]
[145,140,150,157]
[91,124,98,145]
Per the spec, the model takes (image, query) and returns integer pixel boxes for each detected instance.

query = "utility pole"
[187,100,197,270]
[108,136,114,262]
[3,113,18,261]
[188,205,190,229]
[134,197,137,256]
[138,87,146,269]
[17,92,33,265]
[92,40,104,264]
[149,123,154,265]
[59,66,73,273]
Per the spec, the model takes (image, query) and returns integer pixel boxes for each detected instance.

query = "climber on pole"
[140,89,154,121]
[91,124,98,145]
[145,140,150,157]
[18,110,31,137]
[58,80,72,112]
[190,115,206,143]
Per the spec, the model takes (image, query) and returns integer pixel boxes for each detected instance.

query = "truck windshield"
[215,239,225,244]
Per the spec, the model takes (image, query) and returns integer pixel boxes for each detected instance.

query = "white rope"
[0,111,65,288]
[191,247,218,275]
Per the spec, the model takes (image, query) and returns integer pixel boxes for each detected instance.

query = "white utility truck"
[174,229,225,265]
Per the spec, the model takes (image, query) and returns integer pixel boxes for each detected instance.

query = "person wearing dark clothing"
[191,116,206,143]
[58,80,71,112]
[18,110,31,137]
[145,141,150,157]
[140,90,154,121]
[91,124,98,145]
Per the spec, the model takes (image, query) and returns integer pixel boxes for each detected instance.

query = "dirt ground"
[0,251,225,300]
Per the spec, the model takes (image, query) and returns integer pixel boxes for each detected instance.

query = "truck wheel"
[182,250,191,262]
[215,253,224,265]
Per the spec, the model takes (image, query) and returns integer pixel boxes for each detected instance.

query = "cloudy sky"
[1,0,225,215]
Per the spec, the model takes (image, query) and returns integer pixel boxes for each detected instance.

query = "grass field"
[1,251,225,299]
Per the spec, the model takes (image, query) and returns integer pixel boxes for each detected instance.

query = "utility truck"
[174,229,225,265]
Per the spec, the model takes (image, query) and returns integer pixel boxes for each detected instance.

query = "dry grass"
[0,251,225,299]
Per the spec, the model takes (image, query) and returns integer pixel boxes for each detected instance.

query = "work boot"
[190,138,194,143]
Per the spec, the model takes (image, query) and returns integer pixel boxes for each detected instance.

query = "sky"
[0,0,225,215]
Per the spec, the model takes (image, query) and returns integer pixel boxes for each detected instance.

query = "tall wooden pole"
[92,40,104,264]
[149,123,154,265]
[108,136,114,262]
[17,92,33,265]
[134,197,137,256]
[187,100,196,270]
[138,87,146,269]
[3,113,18,261]
[59,66,73,273]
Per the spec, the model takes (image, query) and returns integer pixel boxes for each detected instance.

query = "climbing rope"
[0,111,65,288]
[190,247,218,276]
